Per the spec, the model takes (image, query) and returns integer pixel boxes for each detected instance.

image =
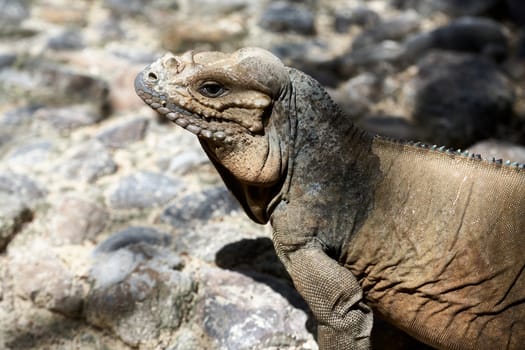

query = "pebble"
[96,117,149,149]
[0,195,32,251]
[408,52,515,148]
[403,17,509,62]
[86,240,195,348]
[10,240,86,317]
[259,1,316,35]
[94,226,172,255]
[0,171,45,205]
[57,140,117,183]
[197,267,315,349]
[160,186,240,229]
[49,196,109,245]
[107,171,183,209]
[333,6,381,33]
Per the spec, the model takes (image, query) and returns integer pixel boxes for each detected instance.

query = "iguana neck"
[273,68,381,259]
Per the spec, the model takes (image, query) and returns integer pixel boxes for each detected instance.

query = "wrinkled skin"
[135,47,525,350]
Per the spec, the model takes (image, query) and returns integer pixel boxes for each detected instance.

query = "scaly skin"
[135,47,525,350]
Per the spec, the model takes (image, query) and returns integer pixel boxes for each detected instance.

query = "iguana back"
[347,138,525,349]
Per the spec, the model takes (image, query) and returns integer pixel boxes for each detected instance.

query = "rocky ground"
[0,0,524,349]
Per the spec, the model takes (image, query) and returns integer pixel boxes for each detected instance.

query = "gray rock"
[0,171,45,204]
[46,28,84,50]
[57,140,117,183]
[49,197,109,245]
[107,171,183,209]
[166,150,208,174]
[11,241,85,317]
[351,12,421,49]
[358,116,419,141]
[409,52,515,148]
[35,104,105,131]
[333,6,381,33]
[394,0,499,16]
[259,1,315,35]
[0,60,109,111]
[197,267,315,350]
[86,241,194,347]
[160,186,240,229]
[0,52,16,68]
[403,17,509,63]
[272,40,341,87]
[0,104,41,127]
[329,72,380,118]
[96,117,149,149]
[0,195,32,251]
[94,226,172,255]
[4,140,53,166]
[104,0,179,16]
[0,0,30,31]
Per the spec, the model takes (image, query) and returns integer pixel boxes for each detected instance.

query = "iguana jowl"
[135,48,525,350]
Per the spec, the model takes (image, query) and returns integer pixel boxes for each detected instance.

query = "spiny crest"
[386,138,525,170]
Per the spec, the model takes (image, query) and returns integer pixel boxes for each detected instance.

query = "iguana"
[134,47,525,350]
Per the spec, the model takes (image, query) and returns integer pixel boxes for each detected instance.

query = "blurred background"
[0,1,523,349]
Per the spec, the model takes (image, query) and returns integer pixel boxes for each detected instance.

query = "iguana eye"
[198,82,227,98]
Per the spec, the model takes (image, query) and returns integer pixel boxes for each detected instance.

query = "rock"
[0,195,32,251]
[394,0,499,16]
[329,72,381,118]
[160,186,240,229]
[86,239,194,347]
[351,11,421,50]
[403,17,509,63]
[96,117,149,149]
[161,15,247,53]
[408,52,515,148]
[333,6,381,33]
[0,0,30,34]
[469,140,525,163]
[57,140,117,183]
[49,197,109,245]
[272,40,342,87]
[0,60,109,111]
[103,0,148,16]
[46,28,85,50]
[358,116,420,140]
[107,171,183,209]
[4,140,53,167]
[339,40,405,75]
[0,172,45,205]
[0,52,16,68]
[259,1,315,35]
[166,149,208,174]
[197,267,316,350]
[10,240,86,317]
[94,226,173,255]
[35,104,106,131]
[0,104,42,127]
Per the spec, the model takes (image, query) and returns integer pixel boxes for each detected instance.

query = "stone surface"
[469,139,525,163]
[408,52,515,148]
[0,172,45,205]
[49,196,109,245]
[160,186,240,229]
[86,237,195,348]
[0,195,32,251]
[197,267,316,350]
[10,240,86,318]
[96,117,149,149]
[259,1,315,35]
[107,171,183,209]
[56,140,117,183]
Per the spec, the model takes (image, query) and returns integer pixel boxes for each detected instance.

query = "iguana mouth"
[135,73,236,142]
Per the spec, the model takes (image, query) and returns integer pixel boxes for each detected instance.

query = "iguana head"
[134,48,292,223]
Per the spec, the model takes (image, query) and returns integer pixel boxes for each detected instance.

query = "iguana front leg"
[273,223,373,349]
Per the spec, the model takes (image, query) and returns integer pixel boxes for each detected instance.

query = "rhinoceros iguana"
[134,47,525,350]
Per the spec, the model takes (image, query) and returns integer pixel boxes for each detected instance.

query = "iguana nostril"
[148,72,158,82]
